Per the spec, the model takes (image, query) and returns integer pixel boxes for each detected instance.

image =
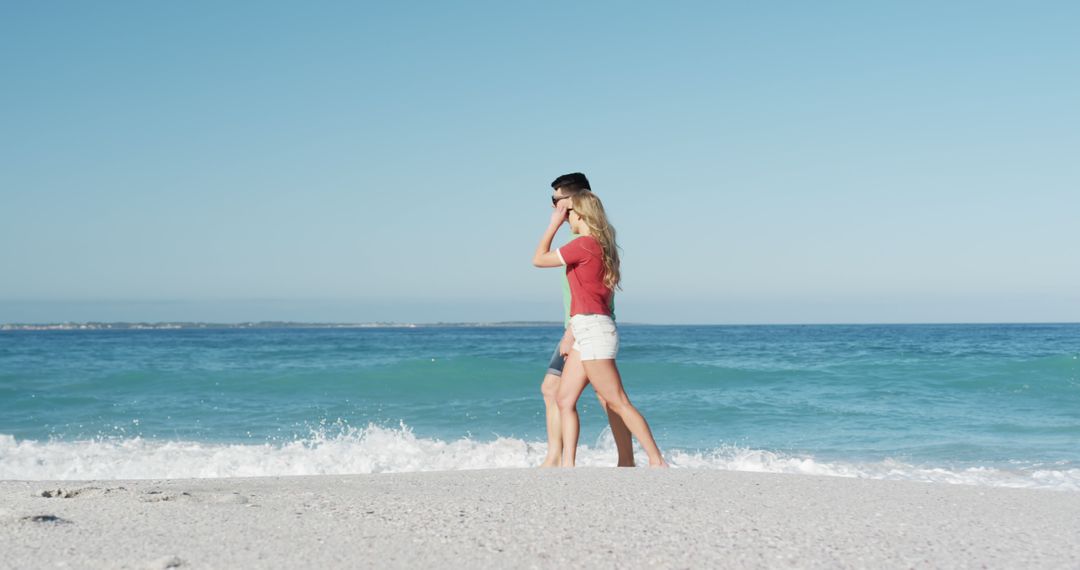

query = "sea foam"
[2,425,1078,491]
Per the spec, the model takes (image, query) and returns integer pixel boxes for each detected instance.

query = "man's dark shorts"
[546,342,565,377]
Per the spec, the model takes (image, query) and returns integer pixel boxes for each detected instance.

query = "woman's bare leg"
[539,373,562,467]
[582,359,666,466]
[595,392,635,466]
[555,350,589,467]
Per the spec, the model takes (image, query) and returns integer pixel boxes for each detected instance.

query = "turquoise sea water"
[2,324,1079,488]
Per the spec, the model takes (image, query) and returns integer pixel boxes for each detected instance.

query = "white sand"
[2,468,1079,569]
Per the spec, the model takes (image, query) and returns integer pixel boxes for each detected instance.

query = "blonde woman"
[532,192,666,467]
[539,174,635,468]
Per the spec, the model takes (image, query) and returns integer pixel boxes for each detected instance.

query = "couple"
[531,172,666,468]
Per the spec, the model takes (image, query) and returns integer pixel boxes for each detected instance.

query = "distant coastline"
[0,321,564,331]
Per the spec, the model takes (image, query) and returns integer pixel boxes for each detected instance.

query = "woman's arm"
[559,326,575,357]
[532,204,568,268]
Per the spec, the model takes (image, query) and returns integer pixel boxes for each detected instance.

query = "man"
[539,172,635,467]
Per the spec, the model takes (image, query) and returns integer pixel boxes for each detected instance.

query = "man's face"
[551,187,573,211]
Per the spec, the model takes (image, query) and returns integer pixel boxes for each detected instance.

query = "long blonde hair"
[571,192,621,291]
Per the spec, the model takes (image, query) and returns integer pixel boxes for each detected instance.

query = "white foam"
[1,427,1078,491]
[664,447,1080,491]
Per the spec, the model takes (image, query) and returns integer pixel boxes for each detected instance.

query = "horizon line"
[3,320,1080,330]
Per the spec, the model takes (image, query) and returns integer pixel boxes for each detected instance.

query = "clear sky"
[2,1,1078,324]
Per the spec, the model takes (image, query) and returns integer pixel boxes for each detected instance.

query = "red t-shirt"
[557,236,613,317]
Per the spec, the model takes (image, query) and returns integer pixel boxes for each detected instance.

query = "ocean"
[1,324,1078,490]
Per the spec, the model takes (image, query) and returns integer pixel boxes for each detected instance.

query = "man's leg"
[540,372,562,467]
[539,343,567,467]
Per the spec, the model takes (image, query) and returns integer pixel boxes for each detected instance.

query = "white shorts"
[570,314,619,361]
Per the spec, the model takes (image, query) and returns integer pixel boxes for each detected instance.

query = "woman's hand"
[549,203,569,227]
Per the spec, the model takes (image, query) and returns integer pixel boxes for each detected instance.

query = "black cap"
[550,172,590,191]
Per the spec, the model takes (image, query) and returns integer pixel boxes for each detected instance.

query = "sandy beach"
[2,469,1078,569]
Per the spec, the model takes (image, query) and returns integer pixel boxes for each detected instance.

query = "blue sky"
[2,2,1078,324]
